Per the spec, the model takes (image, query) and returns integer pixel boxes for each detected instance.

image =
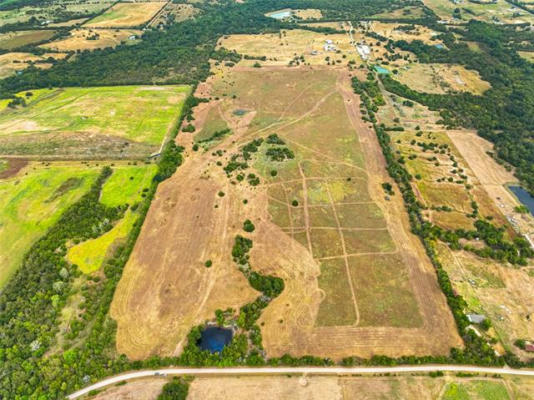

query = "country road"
[68,365,534,399]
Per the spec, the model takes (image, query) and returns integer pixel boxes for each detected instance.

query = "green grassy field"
[0,85,190,156]
[67,164,157,273]
[0,162,100,287]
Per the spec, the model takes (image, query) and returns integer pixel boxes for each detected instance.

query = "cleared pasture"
[396,63,491,95]
[422,0,534,24]
[0,52,66,79]
[41,28,141,51]
[85,2,166,28]
[217,29,358,66]
[437,244,534,359]
[0,85,190,158]
[0,161,100,287]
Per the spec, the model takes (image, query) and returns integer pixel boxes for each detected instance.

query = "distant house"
[467,314,486,324]
[128,35,137,40]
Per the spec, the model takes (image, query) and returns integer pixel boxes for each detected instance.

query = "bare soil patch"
[0,158,27,178]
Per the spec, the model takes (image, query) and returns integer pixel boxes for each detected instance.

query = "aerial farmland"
[0,0,533,398]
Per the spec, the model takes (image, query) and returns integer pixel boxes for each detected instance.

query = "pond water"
[434,43,445,49]
[197,327,233,353]
[267,9,292,19]
[509,186,534,216]
[374,65,390,74]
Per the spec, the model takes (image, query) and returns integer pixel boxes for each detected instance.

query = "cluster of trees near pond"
[1,0,534,397]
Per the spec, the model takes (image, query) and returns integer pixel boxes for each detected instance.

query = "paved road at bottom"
[68,365,534,399]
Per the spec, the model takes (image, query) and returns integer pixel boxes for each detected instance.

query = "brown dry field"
[217,29,359,66]
[447,130,534,240]
[396,63,491,95]
[294,9,323,20]
[367,22,444,46]
[0,52,66,79]
[91,375,534,400]
[41,29,141,52]
[392,129,510,231]
[85,2,165,28]
[111,64,461,360]
[518,51,534,63]
[149,3,198,27]
[0,30,56,50]
[437,243,534,357]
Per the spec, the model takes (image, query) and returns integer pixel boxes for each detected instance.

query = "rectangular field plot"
[348,254,422,327]
[85,2,166,28]
[316,258,357,326]
[336,203,387,229]
[41,28,141,51]
[343,229,395,255]
[0,161,101,287]
[0,85,190,158]
[0,30,56,50]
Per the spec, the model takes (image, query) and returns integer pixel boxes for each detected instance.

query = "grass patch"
[67,210,137,274]
[336,202,387,229]
[343,229,395,254]
[0,162,100,287]
[0,86,190,154]
[85,2,165,28]
[100,164,157,208]
[316,258,357,326]
[349,254,422,327]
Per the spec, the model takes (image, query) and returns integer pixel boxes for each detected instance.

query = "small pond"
[374,65,390,74]
[509,186,534,216]
[267,9,292,20]
[434,43,445,49]
[197,327,233,353]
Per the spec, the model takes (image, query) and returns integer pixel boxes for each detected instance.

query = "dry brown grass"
[111,66,461,361]
[0,30,56,50]
[149,3,198,27]
[41,29,141,51]
[91,378,166,399]
[294,9,323,20]
[368,22,443,46]
[396,63,491,95]
[437,244,534,358]
[218,29,358,66]
[0,52,66,79]
[85,2,165,28]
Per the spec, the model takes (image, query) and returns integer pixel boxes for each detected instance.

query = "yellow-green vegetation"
[0,85,190,157]
[100,164,157,207]
[0,162,100,287]
[0,1,114,27]
[85,2,165,28]
[442,380,510,400]
[518,51,534,63]
[67,210,137,274]
[67,164,157,273]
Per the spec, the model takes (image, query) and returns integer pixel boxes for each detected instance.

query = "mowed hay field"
[111,65,461,360]
[66,164,157,274]
[0,85,190,158]
[93,375,534,400]
[217,29,358,66]
[41,28,141,51]
[0,30,56,50]
[396,63,491,95]
[0,161,101,287]
[85,2,166,28]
